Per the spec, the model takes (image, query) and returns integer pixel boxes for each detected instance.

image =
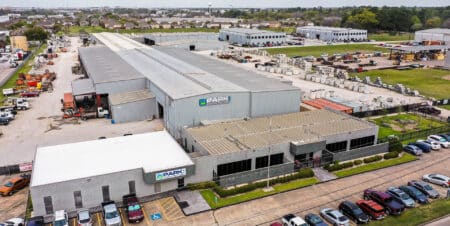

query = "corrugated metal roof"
[109,89,155,105]
[297,26,367,32]
[416,28,450,35]
[79,46,145,84]
[220,28,286,35]
[186,110,375,156]
[71,79,95,96]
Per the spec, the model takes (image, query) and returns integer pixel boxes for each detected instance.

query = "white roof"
[416,28,450,35]
[31,131,194,187]
[297,26,367,32]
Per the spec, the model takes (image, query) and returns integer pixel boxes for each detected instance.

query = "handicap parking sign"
[151,213,162,221]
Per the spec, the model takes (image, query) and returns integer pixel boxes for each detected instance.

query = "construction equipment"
[61,93,109,120]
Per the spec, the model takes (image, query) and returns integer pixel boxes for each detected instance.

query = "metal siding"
[250,90,301,117]
[111,98,157,123]
[95,78,147,95]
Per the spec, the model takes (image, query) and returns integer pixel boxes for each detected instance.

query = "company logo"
[155,168,186,181]
[199,96,231,107]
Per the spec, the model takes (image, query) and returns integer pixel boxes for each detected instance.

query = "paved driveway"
[164,149,449,226]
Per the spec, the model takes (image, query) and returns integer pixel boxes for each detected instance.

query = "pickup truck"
[363,189,405,215]
[0,174,31,196]
[282,214,308,226]
[20,91,40,98]
[102,201,122,226]
[123,194,144,223]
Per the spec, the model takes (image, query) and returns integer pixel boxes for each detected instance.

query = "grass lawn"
[437,105,450,111]
[368,33,412,42]
[201,177,319,209]
[369,198,450,226]
[0,44,47,105]
[265,44,387,57]
[67,26,219,35]
[353,69,450,100]
[371,113,446,138]
[335,153,418,178]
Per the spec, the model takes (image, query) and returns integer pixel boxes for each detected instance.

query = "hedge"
[363,155,383,164]
[187,181,217,190]
[353,159,363,166]
[383,151,399,160]
[324,161,354,172]
[213,168,314,198]
[388,137,403,153]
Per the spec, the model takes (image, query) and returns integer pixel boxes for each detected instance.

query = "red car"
[20,91,40,97]
[123,194,144,223]
[356,199,386,220]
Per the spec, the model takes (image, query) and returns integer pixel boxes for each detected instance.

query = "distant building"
[296,26,367,42]
[219,28,286,47]
[0,15,10,23]
[415,28,450,44]
[10,35,29,51]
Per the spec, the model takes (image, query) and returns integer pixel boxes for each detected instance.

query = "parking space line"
[96,213,102,226]
[156,201,170,221]
[119,209,128,226]
[72,218,76,226]
[142,207,152,226]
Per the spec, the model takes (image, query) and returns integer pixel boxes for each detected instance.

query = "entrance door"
[157,102,164,118]
[177,178,185,188]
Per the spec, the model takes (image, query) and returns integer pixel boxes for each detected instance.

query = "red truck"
[123,194,144,223]
[20,91,40,97]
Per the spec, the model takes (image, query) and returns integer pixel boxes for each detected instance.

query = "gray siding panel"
[333,143,389,162]
[111,98,157,123]
[250,90,300,117]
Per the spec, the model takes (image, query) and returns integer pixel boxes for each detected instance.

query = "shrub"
[388,136,403,153]
[363,155,383,164]
[353,159,363,165]
[384,151,399,160]
[186,181,217,190]
[326,161,354,172]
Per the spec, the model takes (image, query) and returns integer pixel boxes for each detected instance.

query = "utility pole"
[266,116,272,190]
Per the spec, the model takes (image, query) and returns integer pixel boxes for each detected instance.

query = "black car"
[26,216,44,226]
[304,213,329,226]
[339,201,370,224]
[399,186,428,204]
[438,134,450,141]
[0,117,9,126]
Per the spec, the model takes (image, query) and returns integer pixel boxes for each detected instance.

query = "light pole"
[266,116,272,190]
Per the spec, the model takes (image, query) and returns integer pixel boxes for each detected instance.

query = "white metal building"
[218,28,286,46]
[296,26,367,42]
[108,90,157,123]
[93,33,301,139]
[415,28,450,44]
[30,131,195,217]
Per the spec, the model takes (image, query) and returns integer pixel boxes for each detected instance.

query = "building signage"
[199,96,231,107]
[155,168,186,181]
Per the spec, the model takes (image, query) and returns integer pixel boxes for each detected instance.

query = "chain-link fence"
[378,125,450,143]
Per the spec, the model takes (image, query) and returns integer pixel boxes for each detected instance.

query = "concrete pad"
[175,190,211,215]
[312,168,337,182]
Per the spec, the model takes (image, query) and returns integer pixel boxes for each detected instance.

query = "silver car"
[423,174,450,188]
[320,208,349,226]
[386,187,415,208]
[408,180,440,199]
[77,209,92,226]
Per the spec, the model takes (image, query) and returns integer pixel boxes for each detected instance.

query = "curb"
[419,213,450,226]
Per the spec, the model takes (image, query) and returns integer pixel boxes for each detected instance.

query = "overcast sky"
[1,0,450,8]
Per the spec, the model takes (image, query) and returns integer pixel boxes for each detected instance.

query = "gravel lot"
[0,37,163,166]
[0,174,29,222]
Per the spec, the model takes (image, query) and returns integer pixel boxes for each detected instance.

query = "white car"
[418,140,441,150]
[423,174,450,188]
[54,210,68,226]
[427,135,449,148]
[320,208,350,226]
[0,218,24,226]
[77,209,93,226]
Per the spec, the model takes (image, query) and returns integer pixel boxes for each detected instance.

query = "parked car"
[417,140,440,150]
[423,174,450,188]
[270,222,282,226]
[417,106,441,116]
[77,209,92,226]
[0,174,30,196]
[408,142,431,153]
[281,214,308,226]
[0,117,9,125]
[403,145,423,156]
[53,210,68,226]
[25,216,43,226]
[338,201,369,224]
[20,91,40,98]
[398,186,428,204]
[320,208,350,226]
[0,112,14,121]
[356,200,386,220]
[102,201,122,226]
[427,135,449,148]
[408,180,440,199]
[386,187,415,208]
[363,189,404,215]
[304,213,328,226]
[123,194,144,223]
[438,133,450,141]
[0,218,24,226]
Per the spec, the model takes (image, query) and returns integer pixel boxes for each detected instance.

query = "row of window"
[326,141,348,153]
[217,153,285,176]
[246,35,286,39]
[333,32,366,36]
[350,135,375,150]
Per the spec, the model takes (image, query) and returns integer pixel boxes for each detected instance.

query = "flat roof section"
[71,79,95,96]
[79,46,145,84]
[186,110,375,156]
[297,26,367,32]
[31,131,194,187]
[109,89,155,105]
[220,28,286,35]
[416,28,450,35]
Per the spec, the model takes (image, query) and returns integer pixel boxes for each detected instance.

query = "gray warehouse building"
[415,28,450,44]
[296,26,367,42]
[91,33,300,138]
[219,28,286,47]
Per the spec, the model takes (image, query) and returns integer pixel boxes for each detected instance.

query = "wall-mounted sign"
[155,168,186,181]
[199,96,231,107]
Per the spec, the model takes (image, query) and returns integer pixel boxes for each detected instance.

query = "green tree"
[425,17,442,28]
[410,15,423,31]
[24,27,49,41]
[346,9,379,31]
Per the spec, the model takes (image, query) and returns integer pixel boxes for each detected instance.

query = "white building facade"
[296,26,367,42]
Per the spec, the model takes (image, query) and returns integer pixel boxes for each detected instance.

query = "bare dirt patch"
[442,75,450,81]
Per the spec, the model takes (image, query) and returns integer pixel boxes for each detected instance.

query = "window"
[350,136,375,149]
[128,180,136,194]
[44,196,53,214]
[102,185,110,202]
[255,153,284,169]
[217,159,251,176]
[74,191,83,208]
[326,141,348,153]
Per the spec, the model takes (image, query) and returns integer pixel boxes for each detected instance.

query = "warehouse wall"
[110,98,157,123]
[95,78,147,95]
[250,90,301,117]
[30,168,182,217]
